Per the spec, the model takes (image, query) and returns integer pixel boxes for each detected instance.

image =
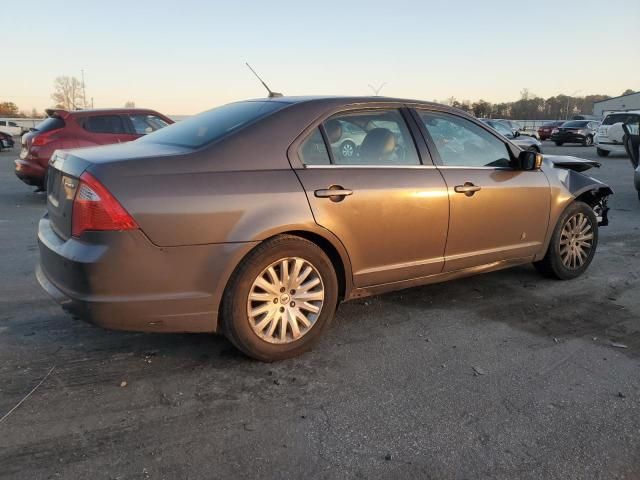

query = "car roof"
[604,110,640,115]
[241,95,445,109]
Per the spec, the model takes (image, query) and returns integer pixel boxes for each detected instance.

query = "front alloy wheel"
[558,212,594,269]
[534,201,598,280]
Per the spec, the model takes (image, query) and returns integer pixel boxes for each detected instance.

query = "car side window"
[322,110,420,166]
[418,111,512,168]
[129,114,169,135]
[299,128,331,165]
[83,115,127,134]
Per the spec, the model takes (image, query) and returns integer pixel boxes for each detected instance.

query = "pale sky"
[4,0,639,115]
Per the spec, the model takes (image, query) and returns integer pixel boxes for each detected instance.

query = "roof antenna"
[246,62,283,98]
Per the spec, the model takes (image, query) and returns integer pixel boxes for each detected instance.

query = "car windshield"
[139,100,288,148]
[562,121,589,128]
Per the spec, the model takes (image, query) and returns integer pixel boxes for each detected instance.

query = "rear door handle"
[314,186,353,202]
[454,182,481,196]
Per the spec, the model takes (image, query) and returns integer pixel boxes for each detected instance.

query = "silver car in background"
[480,118,543,152]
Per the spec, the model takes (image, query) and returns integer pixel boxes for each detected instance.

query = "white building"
[593,92,640,116]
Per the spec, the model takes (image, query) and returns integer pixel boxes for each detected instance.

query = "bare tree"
[124,101,136,108]
[51,76,85,110]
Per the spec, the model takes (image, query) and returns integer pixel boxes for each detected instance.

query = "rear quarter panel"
[103,167,317,246]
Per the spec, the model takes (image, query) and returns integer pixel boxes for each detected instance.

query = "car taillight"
[31,128,62,146]
[72,172,138,237]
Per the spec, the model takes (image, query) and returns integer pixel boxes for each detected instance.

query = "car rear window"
[602,113,639,125]
[82,115,127,134]
[562,121,589,128]
[139,101,288,148]
[35,116,65,132]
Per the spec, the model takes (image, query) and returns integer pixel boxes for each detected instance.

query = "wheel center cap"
[280,294,290,304]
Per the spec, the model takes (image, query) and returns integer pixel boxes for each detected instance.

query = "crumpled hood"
[543,155,601,172]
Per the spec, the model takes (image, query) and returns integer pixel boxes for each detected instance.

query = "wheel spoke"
[299,277,320,293]
[301,302,320,314]
[254,276,278,295]
[254,309,276,332]
[266,311,280,337]
[288,309,301,339]
[250,303,272,317]
[295,290,324,302]
[279,312,288,341]
[266,267,280,288]
[294,309,311,328]
[295,266,313,288]
[249,291,273,302]
[280,259,289,287]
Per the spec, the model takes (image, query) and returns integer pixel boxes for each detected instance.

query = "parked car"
[37,96,612,361]
[595,111,640,157]
[479,119,543,152]
[15,108,173,188]
[0,120,25,136]
[0,131,15,150]
[550,120,599,146]
[538,121,565,140]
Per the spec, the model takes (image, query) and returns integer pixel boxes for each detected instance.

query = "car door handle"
[454,182,481,196]
[314,186,353,202]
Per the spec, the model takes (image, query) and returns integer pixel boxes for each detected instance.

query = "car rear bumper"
[37,214,257,333]
[14,158,46,186]
[550,133,589,143]
[595,142,626,154]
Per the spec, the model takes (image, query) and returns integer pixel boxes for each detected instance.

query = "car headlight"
[552,128,559,134]
[576,129,586,135]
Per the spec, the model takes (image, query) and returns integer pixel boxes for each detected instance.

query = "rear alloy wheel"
[596,148,610,157]
[534,201,598,280]
[222,235,338,361]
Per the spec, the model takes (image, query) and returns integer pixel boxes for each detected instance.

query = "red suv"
[15,108,173,188]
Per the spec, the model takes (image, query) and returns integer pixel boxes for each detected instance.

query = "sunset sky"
[4,0,639,115]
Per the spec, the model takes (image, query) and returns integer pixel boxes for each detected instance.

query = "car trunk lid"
[46,142,191,240]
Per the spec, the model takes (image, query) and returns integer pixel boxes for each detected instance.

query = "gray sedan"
[480,118,543,152]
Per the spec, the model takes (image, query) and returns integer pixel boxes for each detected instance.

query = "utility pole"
[368,83,387,96]
[81,69,87,109]
[566,89,581,120]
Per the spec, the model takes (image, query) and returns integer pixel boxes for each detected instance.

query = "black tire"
[554,141,564,146]
[596,148,610,157]
[534,201,598,280]
[584,135,593,146]
[221,235,338,362]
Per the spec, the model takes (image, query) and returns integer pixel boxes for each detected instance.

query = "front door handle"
[314,186,353,202]
[454,182,481,197]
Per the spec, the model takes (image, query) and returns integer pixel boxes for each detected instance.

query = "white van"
[595,110,640,157]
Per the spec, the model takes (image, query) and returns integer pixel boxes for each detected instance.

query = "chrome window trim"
[302,164,438,170]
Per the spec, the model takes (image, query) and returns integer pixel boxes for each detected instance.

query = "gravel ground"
[0,140,639,479]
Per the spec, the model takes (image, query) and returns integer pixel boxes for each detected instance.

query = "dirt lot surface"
[1,140,639,479]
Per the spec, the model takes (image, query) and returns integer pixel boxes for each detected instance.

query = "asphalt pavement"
[0,140,639,479]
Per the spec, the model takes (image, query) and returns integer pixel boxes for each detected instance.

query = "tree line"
[441,89,636,120]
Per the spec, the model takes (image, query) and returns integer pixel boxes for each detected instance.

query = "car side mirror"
[513,130,520,137]
[517,150,542,170]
